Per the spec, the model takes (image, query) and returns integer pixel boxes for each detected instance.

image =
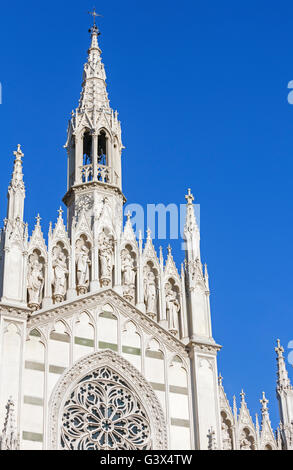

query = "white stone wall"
[20,298,193,450]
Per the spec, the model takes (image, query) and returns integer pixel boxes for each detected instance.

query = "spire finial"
[36,214,41,226]
[0,397,19,450]
[88,8,102,33]
[13,144,23,161]
[275,339,284,358]
[185,188,195,205]
[275,339,292,392]
[260,391,269,413]
[240,389,246,403]
[218,373,223,387]
[58,206,64,219]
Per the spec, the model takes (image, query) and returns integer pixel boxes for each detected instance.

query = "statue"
[221,422,232,450]
[121,251,135,286]
[76,246,91,295]
[27,253,44,310]
[99,231,113,287]
[52,247,68,303]
[165,282,180,334]
[240,437,251,450]
[121,250,136,303]
[144,269,157,318]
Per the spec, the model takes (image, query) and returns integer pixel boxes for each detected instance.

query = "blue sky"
[1,0,293,428]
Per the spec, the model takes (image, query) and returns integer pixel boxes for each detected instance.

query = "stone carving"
[240,437,251,450]
[144,267,157,318]
[207,427,217,450]
[121,249,136,303]
[49,350,168,450]
[52,246,68,303]
[76,245,91,295]
[27,252,44,310]
[165,282,180,335]
[240,429,254,450]
[75,194,94,216]
[0,398,19,450]
[61,366,151,450]
[222,422,232,450]
[99,231,113,287]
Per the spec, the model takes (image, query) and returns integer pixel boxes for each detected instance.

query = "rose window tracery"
[61,366,152,450]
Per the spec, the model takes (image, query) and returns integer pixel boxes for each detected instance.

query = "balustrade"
[80,163,118,186]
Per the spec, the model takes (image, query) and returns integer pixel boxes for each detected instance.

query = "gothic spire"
[183,188,200,263]
[0,398,19,450]
[7,144,25,221]
[77,19,110,113]
[275,339,292,392]
[184,189,199,234]
[260,391,269,418]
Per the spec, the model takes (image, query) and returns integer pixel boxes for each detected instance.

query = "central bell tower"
[63,22,125,239]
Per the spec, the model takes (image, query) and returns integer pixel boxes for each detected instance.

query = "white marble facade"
[0,23,291,451]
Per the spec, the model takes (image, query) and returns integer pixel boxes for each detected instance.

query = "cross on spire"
[13,144,23,161]
[260,392,269,413]
[58,206,64,219]
[275,339,284,358]
[185,188,194,205]
[88,8,102,28]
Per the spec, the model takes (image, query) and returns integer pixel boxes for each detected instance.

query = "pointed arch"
[48,350,168,450]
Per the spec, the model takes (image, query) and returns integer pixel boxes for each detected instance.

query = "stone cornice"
[187,338,222,355]
[63,181,127,206]
[0,303,30,320]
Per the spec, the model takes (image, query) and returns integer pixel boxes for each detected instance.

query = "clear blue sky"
[1,0,293,429]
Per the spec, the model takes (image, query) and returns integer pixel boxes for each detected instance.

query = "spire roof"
[275,339,292,392]
[184,188,198,234]
[10,144,25,191]
[77,20,110,113]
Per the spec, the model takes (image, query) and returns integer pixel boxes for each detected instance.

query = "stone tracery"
[61,366,151,450]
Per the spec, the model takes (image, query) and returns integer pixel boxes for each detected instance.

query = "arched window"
[98,130,107,166]
[83,131,92,166]
[48,351,168,450]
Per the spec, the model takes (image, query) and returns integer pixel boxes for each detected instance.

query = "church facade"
[0,23,292,451]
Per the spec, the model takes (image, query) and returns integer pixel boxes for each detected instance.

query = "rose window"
[61,366,152,450]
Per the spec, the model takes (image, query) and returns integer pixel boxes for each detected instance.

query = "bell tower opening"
[98,130,107,166]
[83,131,92,166]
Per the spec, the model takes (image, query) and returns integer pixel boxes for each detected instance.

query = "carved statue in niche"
[52,246,68,303]
[221,422,232,450]
[240,431,252,450]
[99,231,113,287]
[121,249,136,303]
[144,266,157,318]
[165,282,180,335]
[240,438,251,450]
[27,252,44,310]
[76,244,91,295]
